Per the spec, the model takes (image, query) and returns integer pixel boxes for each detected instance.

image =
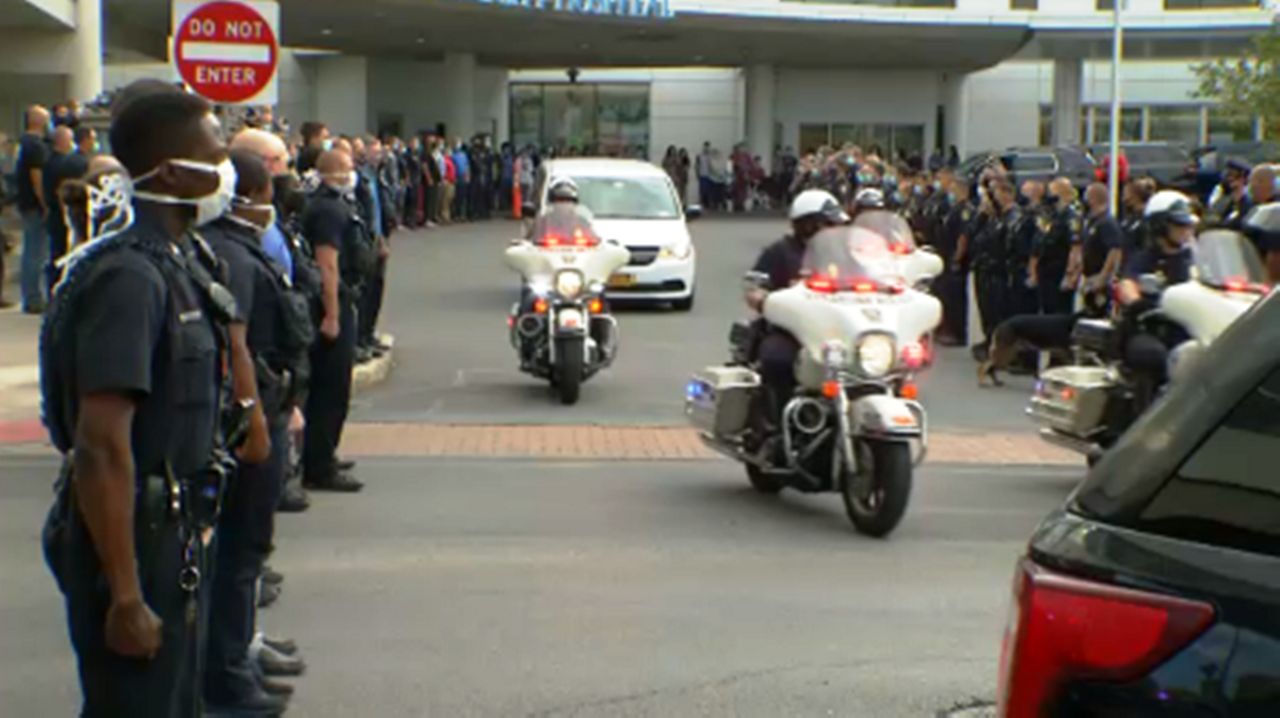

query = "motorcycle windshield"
[802,211,916,284]
[532,205,600,247]
[1194,229,1268,289]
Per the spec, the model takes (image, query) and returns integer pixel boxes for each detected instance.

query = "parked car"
[959,146,1096,190]
[533,158,699,310]
[998,288,1280,716]
[1182,141,1280,201]
[1086,141,1191,187]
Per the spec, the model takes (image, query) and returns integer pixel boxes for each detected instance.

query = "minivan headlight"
[660,243,694,260]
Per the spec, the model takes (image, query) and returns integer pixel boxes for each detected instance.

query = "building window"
[1148,105,1203,146]
[1164,0,1258,8]
[1096,0,1114,9]
[1093,107,1143,143]
[1207,107,1258,143]
[1011,0,1038,8]
[786,0,956,7]
[510,82,651,157]
[799,123,925,160]
[1038,106,1052,146]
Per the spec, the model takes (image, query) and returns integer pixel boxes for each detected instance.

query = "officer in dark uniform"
[937,179,975,345]
[202,149,317,715]
[920,167,954,251]
[1120,176,1156,261]
[299,150,370,492]
[40,85,235,717]
[746,189,848,426]
[1078,182,1124,317]
[1030,178,1083,316]
[970,179,1017,355]
[1117,190,1198,409]
[1007,180,1044,320]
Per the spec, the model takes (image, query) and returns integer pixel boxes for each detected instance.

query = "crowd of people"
[23,79,473,716]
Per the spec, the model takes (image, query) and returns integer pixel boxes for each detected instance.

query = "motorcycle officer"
[1116,190,1198,410]
[745,190,849,426]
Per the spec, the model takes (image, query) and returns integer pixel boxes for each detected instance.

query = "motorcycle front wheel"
[842,439,913,538]
[554,337,584,405]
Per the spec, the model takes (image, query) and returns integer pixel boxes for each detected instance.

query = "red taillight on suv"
[997,558,1215,718]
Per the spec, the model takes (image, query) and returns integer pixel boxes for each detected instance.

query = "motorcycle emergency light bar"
[805,275,907,295]
[1222,278,1269,295]
[536,229,600,248]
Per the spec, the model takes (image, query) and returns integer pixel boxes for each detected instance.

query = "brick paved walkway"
[338,423,1079,466]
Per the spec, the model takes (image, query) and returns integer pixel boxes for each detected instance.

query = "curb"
[353,334,395,394]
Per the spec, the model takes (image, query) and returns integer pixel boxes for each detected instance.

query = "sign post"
[172,0,280,106]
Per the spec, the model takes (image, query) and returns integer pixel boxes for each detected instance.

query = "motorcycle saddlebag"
[685,366,760,438]
[1027,365,1120,439]
[1071,318,1121,360]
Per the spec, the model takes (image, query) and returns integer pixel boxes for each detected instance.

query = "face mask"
[912,186,924,197]
[947,192,957,203]
[228,199,276,237]
[933,181,942,192]
[326,170,357,194]
[884,175,898,187]
[321,138,334,151]
[132,157,237,227]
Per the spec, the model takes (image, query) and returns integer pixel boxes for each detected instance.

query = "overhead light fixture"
[416,37,426,44]
[320,27,333,36]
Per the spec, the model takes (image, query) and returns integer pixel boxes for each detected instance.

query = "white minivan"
[535,158,699,310]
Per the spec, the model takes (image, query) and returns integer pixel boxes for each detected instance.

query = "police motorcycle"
[505,189,631,405]
[686,211,943,537]
[1027,201,1271,461]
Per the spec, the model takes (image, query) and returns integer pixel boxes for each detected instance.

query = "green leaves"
[1194,31,1280,137]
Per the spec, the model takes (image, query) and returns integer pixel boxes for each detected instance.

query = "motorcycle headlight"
[554,270,585,299]
[660,243,694,260]
[856,334,896,378]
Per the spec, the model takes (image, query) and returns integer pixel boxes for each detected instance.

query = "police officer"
[299,150,369,492]
[920,167,954,251]
[202,149,317,714]
[40,84,235,717]
[1120,177,1156,260]
[745,190,848,428]
[970,179,1016,356]
[937,179,976,345]
[1030,178,1083,316]
[1211,157,1251,226]
[1077,182,1124,317]
[1117,190,1198,410]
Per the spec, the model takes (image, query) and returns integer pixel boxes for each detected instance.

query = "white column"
[67,0,103,102]
[744,64,776,174]
[1051,56,1083,146]
[444,51,477,142]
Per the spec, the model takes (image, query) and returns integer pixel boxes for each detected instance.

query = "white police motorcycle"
[1028,227,1269,459]
[686,211,943,537]
[505,207,631,405]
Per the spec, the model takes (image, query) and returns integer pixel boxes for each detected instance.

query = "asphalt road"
[0,456,1077,717]
[0,217,1072,717]
[355,217,1036,430]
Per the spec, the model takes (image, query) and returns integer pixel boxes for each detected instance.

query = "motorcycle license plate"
[608,273,636,288]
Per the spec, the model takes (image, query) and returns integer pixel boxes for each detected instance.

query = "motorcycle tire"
[746,464,784,495]
[555,337,584,406]
[842,439,912,539]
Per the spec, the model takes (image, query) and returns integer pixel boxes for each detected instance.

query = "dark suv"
[998,290,1280,716]
[960,147,1096,190]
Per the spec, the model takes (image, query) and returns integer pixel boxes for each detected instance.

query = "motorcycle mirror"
[686,204,704,221]
[742,270,771,290]
[1139,273,1165,296]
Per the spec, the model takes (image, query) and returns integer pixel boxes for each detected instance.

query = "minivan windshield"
[573,176,682,220]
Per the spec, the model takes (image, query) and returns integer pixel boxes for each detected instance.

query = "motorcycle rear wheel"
[842,439,912,538]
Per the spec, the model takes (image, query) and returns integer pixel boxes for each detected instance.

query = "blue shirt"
[359,166,383,237]
[453,150,471,182]
[261,222,294,279]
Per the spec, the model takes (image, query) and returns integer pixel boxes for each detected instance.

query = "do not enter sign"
[172,0,280,105]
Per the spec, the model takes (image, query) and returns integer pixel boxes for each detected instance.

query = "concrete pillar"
[444,51,477,141]
[744,64,776,174]
[68,0,103,102]
[1051,57,1083,146]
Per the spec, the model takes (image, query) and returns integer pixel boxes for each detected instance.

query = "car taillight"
[997,558,1215,718]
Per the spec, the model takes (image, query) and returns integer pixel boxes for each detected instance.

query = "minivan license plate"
[609,273,636,288]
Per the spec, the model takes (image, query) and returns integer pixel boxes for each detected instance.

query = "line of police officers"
[38,80,382,716]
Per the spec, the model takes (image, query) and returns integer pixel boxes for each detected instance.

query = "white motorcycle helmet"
[790,189,849,224]
[1144,190,1198,225]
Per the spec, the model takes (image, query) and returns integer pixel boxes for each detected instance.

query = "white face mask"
[133,158,237,227]
[325,170,357,194]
